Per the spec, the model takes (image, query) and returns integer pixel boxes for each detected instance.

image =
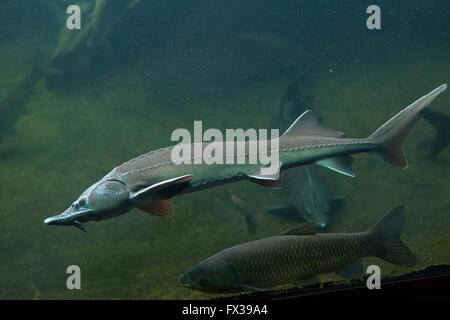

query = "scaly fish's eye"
[198,276,207,286]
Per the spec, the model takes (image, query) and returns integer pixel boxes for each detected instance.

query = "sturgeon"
[44,84,447,231]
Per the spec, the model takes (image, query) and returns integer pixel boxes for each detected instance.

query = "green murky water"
[0,1,449,299]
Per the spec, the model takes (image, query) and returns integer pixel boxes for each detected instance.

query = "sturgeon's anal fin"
[315,155,355,177]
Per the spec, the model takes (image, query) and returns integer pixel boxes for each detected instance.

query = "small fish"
[178,205,416,293]
[226,191,257,234]
[44,85,446,232]
[269,49,343,227]
[0,54,44,142]
[265,165,344,227]
[418,108,449,156]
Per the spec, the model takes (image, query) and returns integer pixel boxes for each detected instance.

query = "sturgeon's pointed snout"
[44,211,89,232]
[44,213,71,226]
[44,205,93,230]
[44,216,57,225]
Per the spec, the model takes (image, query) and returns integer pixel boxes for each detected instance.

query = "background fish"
[226,191,258,235]
[178,205,416,293]
[418,108,449,156]
[265,165,344,227]
[0,54,45,142]
[267,48,344,227]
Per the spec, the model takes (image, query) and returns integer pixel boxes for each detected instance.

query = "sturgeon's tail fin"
[368,84,447,168]
[368,205,416,267]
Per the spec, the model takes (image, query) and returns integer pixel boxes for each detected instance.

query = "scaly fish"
[44,84,446,232]
[178,205,416,293]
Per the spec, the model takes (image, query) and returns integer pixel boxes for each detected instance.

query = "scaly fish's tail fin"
[368,84,447,168]
[368,205,416,267]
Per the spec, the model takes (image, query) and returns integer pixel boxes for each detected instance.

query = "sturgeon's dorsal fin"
[280,223,316,236]
[282,110,346,138]
[130,174,194,200]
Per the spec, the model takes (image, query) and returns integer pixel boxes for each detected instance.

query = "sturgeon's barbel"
[178,205,416,293]
[44,84,447,231]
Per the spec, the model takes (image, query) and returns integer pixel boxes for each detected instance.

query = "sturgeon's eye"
[79,198,86,206]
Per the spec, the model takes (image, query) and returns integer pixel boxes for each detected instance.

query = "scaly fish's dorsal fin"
[280,223,316,236]
[282,110,347,138]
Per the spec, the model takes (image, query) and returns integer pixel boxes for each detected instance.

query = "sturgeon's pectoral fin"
[279,223,316,236]
[248,162,283,189]
[315,155,355,177]
[336,259,363,279]
[282,110,347,138]
[138,199,174,217]
[130,174,194,200]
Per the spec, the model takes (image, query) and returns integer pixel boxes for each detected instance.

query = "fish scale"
[178,206,417,295]
[215,233,372,288]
